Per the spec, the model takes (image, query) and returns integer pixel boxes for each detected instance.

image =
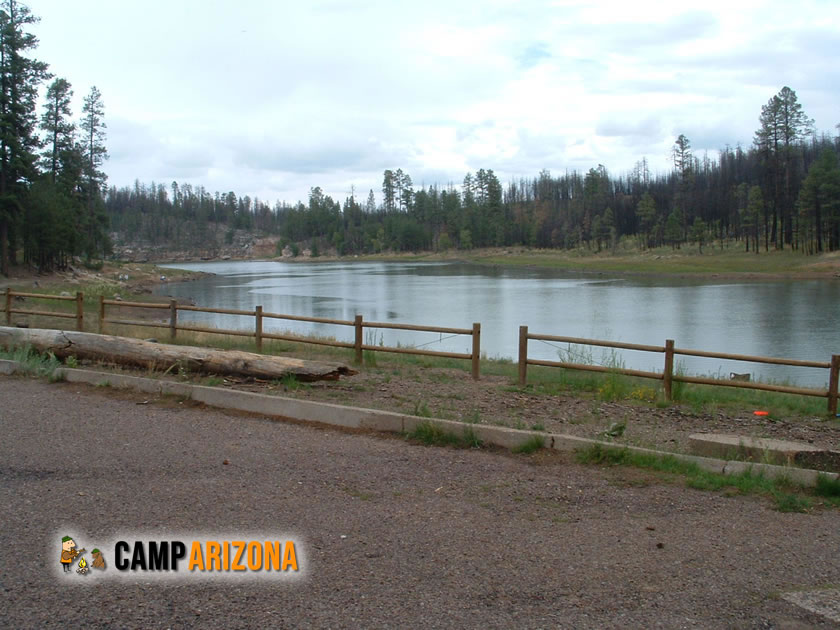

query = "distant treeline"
[108,87,840,257]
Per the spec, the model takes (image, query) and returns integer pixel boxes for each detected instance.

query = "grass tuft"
[511,435,545,455]
[406,421,483,449]
[815,474,840,498]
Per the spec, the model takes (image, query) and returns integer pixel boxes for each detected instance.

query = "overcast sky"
[31,0,840,206]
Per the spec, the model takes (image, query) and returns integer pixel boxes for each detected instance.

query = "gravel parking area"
[2,376,839,628]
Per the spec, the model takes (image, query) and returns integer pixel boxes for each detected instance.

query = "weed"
[64,355,79,369]
[815,475,840,498]
[280,374,308,391]
[363,329,382,367]
[204,376,224,387]
[601,420,627,438]
[407,421,462,447]
[671,361,687,401]
[531,422,546,431]
[462,426,484,449]
[406,421,483,449]
[511,435,545,455]
[1,346,63,380]
[773,492,811,513]
[413,400,432,418]
[629,386,657,402]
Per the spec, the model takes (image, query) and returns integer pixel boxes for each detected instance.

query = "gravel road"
[2,376,839,629]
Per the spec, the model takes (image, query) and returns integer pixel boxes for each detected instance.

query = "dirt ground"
[60,352,840,461]
[219,365,840,455]
[0,260,205,295]
[2,377,840,628]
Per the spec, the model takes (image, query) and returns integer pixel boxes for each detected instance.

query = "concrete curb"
[2,360,838,487]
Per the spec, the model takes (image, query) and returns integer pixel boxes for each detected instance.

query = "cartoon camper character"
[60,536,85,572]
[91,548,105,570]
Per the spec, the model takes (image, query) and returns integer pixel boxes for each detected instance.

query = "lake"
[157,260,840,387]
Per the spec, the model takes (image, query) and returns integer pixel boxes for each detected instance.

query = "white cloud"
[29,0,840,205]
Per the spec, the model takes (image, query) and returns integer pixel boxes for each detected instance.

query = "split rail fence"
[518,326,839,414]
[94,296,481,379]
[4,287,838,410]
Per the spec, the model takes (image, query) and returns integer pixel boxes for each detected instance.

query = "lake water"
[157,260,840,387]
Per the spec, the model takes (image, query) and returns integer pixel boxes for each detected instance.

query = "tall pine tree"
[0,0,49,275]
[79,85,109,259]
[39,77,73,183]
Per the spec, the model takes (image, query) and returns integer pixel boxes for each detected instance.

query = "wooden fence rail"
[518,325,840,414]
[99,296,481,379]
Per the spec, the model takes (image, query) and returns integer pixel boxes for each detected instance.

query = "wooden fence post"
[169,299,177,341]
[518,325,528,386]
[255,305,263,353]
[829,354,840,415]
[98,295,105,334]
[471,323,481,380]
[4,288,10,326]
[75,291,84,331]
[664,339,675,401]
[354,315,363,364]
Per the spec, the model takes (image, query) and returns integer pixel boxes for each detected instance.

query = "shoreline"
[154,247,840,282]
[4,246,839,291]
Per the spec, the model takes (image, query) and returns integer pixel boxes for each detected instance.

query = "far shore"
[156,245,840,282]
[3,244,839,291]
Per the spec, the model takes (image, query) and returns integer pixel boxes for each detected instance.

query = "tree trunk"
[0,327,356,381]
[0,219,8,277]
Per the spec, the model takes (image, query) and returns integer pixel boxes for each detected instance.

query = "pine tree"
[754,86,813,249]
[40,77,73,183]
[0,0,49,275]
[79,85,109,258]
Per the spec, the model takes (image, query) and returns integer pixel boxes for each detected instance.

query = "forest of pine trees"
[2,0,839,276]
[0,0,109,276]
[106,99,840,258]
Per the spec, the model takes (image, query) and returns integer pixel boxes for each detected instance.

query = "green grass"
[815,475,840,499]
[0,345,64,381]
[575,444,838,512]
[406,421,484,449]
[511,435,545,455]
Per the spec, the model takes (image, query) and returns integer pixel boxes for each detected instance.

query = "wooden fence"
[5,287,838,406]
[518,326,840,414]
[5,288,85,331]
[98,296,482,380]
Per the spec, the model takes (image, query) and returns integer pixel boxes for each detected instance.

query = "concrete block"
[61,369,192,398]
[723,460,838,486]
[689,433,840,472]
[0,359,18,375]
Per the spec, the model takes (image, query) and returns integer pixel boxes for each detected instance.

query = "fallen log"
[0,326,355,381]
